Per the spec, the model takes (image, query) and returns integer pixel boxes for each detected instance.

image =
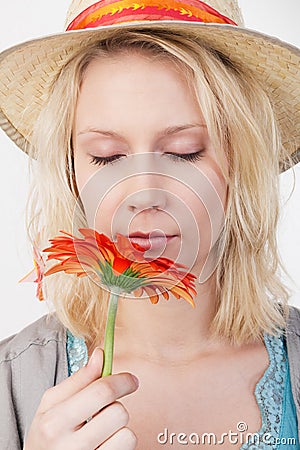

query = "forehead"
[79,50,190,93]
[75,52,203,132]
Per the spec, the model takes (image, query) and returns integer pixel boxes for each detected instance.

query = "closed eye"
[89,150,204,167]
[89,154,125,166]
[164,151,204,163]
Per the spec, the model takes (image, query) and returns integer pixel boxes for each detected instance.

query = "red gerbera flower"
[21,228,197,377]
[43,228,197,307]
[18,243,46,301]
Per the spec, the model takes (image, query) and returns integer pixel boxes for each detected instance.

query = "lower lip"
[128,236,177,250]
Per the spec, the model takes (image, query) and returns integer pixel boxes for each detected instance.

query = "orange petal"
[160,289,169,300]
[133,286,144,297]
[149,293,159,304]
[112,257,131,275]
[141,285,159,304]
[169,285,195,307]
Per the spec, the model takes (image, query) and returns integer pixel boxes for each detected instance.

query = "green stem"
[101,290,120,377]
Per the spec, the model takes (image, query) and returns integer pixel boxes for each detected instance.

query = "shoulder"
[0,312,68,389]
[0,313,66,364]
[0,314,68,445]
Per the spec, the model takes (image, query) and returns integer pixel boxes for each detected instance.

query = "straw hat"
[0,0,299,171]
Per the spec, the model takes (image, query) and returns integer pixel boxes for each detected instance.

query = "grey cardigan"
[1,306,300,450]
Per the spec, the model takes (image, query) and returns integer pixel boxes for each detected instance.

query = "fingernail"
[131,374,139,387]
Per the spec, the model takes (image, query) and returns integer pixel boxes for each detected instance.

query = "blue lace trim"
[66,329,88,375]
[66,329,286,449]
[240,332,286,449]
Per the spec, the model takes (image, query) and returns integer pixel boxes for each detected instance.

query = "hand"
[24,347,139,449]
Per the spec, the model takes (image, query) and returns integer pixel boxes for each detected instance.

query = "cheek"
[182,185,211,238]
[74,154,91,193]
[75,161,124,235]
[200,154,228,212]
[94,194,120,234]
[181,160,227,252]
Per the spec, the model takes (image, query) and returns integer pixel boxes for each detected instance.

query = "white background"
[0,0,299,340]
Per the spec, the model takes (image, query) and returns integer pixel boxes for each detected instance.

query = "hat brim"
[0,20,299,171]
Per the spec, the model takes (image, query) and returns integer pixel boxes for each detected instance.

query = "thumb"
[87,346,104,373]
[39,347,104,412]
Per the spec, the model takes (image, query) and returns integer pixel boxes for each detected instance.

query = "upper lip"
[127,231,176,238]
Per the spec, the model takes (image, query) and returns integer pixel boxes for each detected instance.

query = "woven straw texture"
[0,1,299,172]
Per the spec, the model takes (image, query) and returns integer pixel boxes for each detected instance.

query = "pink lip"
[128,235,177,250]
[128,231,165,238]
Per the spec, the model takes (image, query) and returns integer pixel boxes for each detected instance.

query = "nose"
[127,186,167,213]
[123,153,168,213]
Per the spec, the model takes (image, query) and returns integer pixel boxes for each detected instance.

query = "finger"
[74,401,130,449]
[53,371,139,429]
[38,347,104,413]
[100,427,137,449]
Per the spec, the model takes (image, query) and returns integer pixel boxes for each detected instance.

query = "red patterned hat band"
[66,0,237,31]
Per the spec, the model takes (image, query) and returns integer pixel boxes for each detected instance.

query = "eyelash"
[89,151,204,167]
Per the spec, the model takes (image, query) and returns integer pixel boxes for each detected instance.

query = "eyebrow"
[77,123,206,140]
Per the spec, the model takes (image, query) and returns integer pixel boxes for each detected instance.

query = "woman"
[0,0,300,449]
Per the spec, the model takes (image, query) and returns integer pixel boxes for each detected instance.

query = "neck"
[111,272,227,363]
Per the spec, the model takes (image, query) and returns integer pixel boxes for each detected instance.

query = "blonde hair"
[25,28,295,348]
